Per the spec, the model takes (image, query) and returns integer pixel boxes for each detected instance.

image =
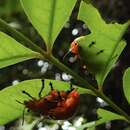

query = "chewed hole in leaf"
[77,1,129,87]
[74,20,91,36]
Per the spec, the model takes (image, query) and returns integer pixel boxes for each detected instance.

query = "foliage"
[123,68,130,104]
[0,32,41,69]
[0,0,129,129]
[77,1,129,87]
[21,0,77,50]
[0,79,92,125]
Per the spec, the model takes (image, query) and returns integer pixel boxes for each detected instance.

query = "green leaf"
[123,67,130,104]
[0,79,93,125]
[78,108,125,129]
[125,127,130,130]
[87,127,95,130]
[96,108,126,124]
[78,121,96,130]
[77,1,129,87]
[0,32,41,69]
[20,0,77,50]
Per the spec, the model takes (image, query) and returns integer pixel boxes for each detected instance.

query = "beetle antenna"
[49,82,53,90]
[63,51,71,60]
[38,79,45,98]
[22,90,35,100]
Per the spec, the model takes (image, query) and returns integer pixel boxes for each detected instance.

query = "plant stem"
[0,19,46,56]
[49,55,130,122]
[0,18,130,123]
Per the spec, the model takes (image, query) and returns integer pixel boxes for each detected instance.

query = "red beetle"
[47,89,80,119]
[63,40,80,60]
[17,80,80,123]
[70,40,79,57]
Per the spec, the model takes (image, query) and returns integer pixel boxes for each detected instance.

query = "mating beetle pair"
[17,80,80,122]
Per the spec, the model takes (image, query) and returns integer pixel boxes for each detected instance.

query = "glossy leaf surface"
[77,1,129,87]
[123,67,130,104]
[20,0,77,50]
[0,32,41,68]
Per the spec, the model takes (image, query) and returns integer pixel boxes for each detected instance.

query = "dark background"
[0,0,130,130]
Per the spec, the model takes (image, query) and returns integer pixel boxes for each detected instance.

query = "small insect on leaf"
[63,40,80,60]
[17,80,80,123]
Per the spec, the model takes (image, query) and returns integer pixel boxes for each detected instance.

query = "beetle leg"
[57,91,62,101]
[22,107,26,125]
[16,100,24,105]
[22,90,35,100]
[38,79,45,98]
[67,83,74,93]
